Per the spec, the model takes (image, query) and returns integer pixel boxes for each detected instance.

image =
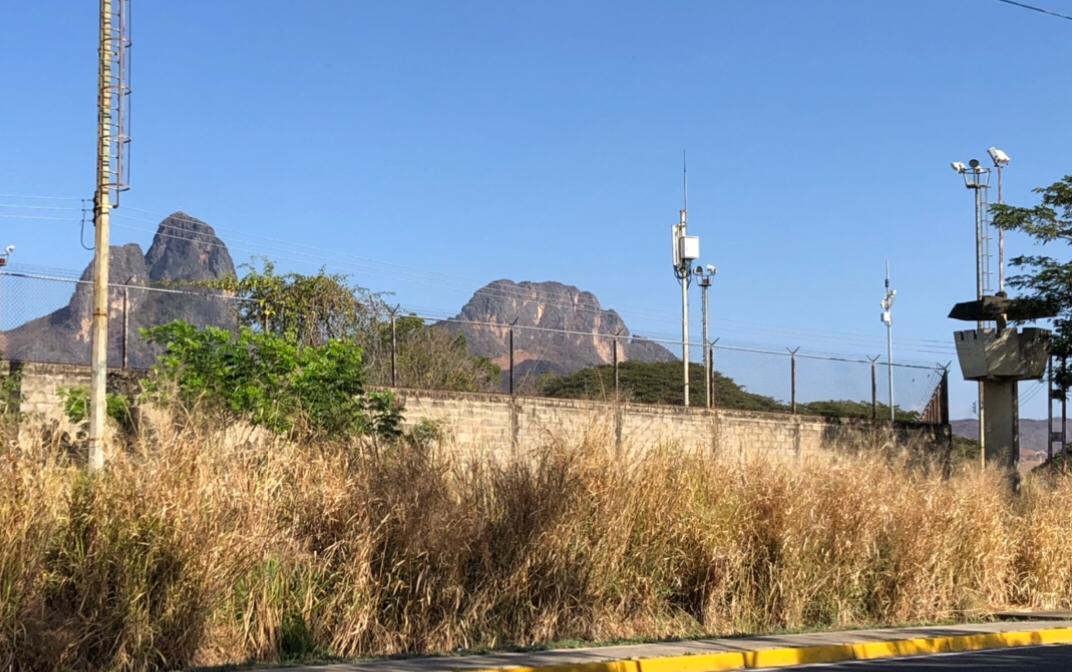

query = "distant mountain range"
[442,279,676,388]
[1,213,673,381]
[0,212,236,368]
[951,418,1067,468]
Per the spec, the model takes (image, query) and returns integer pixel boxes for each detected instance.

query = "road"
[766,644,1072,670]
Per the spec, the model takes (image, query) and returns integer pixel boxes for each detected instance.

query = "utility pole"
[951,159,991,465]
[88,0,132,470]
[989,147,1010,294]
[696,264,717,408]
[880,262,896,421]
[671,154,699,407]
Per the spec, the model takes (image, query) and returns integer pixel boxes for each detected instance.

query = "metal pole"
[681,273,689,407]
[886,320,894,422]
[973,178,986,466]
[389,310,398,387]
[88,0,114,471]
[121,285,129,370]
[789,348,799,414]
[1063,358,1068,455]
[612,333,620,402]
[940,367,950,426]
[1048,357,1054,461]
[709,339,719,409]
[509,325,515,396]
[869,356,878,420]
[701,278,710,408]
[997,164,1005,293]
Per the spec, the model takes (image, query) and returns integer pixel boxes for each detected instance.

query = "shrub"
[142,321,400,439]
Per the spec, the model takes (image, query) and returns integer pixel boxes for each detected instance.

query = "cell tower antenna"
[682,149,688,212]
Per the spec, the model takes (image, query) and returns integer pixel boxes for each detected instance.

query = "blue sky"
[3,0,1072,418]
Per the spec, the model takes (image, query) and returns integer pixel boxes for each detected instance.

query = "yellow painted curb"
[635,651,746,672]
[467,626,1072,672]
[744,643,855,668]
[470,660,640,672]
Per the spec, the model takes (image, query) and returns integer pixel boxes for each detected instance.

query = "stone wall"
[4,361,93,420]
[396,388,951,458]
[0,361,950,456]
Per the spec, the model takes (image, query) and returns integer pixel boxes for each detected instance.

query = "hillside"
[951,418,1068,468]
[443,279,676,388]
[0,212,236,368]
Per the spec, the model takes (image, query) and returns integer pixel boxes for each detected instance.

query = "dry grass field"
[2,416,1072,670]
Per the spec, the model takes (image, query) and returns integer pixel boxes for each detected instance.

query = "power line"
[0,196,959,358]
[996,0,1072,21]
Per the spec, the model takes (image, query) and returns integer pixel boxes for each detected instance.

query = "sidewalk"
[279,620,1072,671]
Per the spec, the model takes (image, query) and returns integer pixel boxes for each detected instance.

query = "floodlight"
[3,245,13,254]
[706,264,716,274]
[950,161,966,173]
[988,147,1010,166]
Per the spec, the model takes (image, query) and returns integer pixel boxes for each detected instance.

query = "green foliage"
[541,361,922,420]
[210,259,387,347]
[992,175,1072,392]
[541,361,784,411]
[798,399,919,423]
[386,316,501,392]
[0,367,19,420]
[59,387,135,435]
[142,321,401,439]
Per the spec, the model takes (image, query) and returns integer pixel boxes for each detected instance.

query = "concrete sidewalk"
[278,620,1072,671]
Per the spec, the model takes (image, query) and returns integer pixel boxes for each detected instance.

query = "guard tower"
[949,296,1051,470]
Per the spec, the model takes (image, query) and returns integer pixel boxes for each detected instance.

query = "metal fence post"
[709,338,719,409]
[508,322,516,396]
[121,284,129,370]
[612,331,620,402]
[868,355,879,420]
[788,347,800,414]
[939,365,950,425]
[389,308,398,388]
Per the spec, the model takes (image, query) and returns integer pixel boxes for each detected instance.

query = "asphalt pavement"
[770,644,1072,670]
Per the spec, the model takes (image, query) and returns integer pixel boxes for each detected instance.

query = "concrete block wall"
[6,361,92,419]
[395,388,950,458]
[0,362,949,457]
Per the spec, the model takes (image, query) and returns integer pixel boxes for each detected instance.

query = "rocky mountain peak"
[2,212,237,368]
[447,279,675,387]
[145,211,235,282]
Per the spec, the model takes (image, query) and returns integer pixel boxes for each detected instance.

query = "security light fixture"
[951,161,967,174]
[988,147,1010,166]
[3,245,13,255]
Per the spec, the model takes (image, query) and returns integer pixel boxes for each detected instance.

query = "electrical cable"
[996,0,1072,21]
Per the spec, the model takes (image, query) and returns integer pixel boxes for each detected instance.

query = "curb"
[469,627,1072,672]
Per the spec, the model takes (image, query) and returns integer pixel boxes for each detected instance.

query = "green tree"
[142,321,400,439]
[384,316,501,392]
[540,360,784,411]
[216,259,387,348]
[992,175,1072,392]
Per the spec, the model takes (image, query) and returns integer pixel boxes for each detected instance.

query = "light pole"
[988,147,1010,294]
[951,157,993,464]
[696,264,717,408]
[672,160,700,407]
[880,262,896,421]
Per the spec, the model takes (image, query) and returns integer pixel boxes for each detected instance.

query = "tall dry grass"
[3,416,1072,671]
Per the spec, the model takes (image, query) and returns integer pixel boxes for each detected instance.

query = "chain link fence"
[0,271,948,424]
